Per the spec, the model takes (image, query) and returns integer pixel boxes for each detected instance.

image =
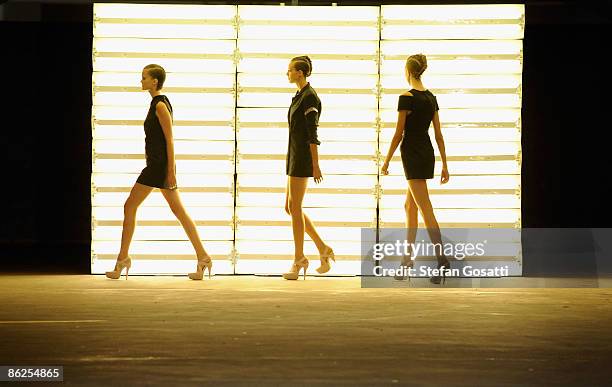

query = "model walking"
[282,56,335,280]
[105,64,213,280]
[381,54,451,284]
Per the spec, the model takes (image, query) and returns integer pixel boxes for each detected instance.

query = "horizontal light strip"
[95,86,234,93]
[380,60,521,75]
[238,128,376,142]
[95,187,231,193]
[380,222,519,229]
[94,4,237,19]
[237,187,375,194]
[93,72,235,88]
[237,226,363,241]
[238,87,375,94]
[380,122,517,129]
[238,154,375,161]
[96,52,234,59]
[93,206,233,219]
[381,194,519,209]
[239,5,378,21]
[383,54,520,61]
[95,153,233,161]
[382,189,517,195]
[381,5,524,20]
[94,192,233,207]
[94,226,232,240]
[95,220,232,226]
[237,221,374,227]
[238,122,376,128]
[239,73,377,88]
[383,19,521,26]
[96,18,234,25]
[93,140,234,155]
[383,88,518,94]
[380,127,520,142]
[237,193,376,208]
[381,40,522,55]
[241,20,377,27]
[95,120,232,126]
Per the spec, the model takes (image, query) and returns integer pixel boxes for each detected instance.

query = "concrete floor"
[1,275,612,386]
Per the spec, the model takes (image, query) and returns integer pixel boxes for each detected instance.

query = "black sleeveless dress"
[136,94,174,188]
[397,89,439,180]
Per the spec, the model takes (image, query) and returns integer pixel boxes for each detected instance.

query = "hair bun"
[406,54,428,80]
[291,55,313,77]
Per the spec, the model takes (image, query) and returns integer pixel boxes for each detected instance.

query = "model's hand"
[165,171,177,190]
[440,165,450,184]
[313,165,323,184]
[381,161,390,175]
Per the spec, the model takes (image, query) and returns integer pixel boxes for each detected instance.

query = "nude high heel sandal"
[315,246,335,274]
[283,257,309,280]
[188,256,213,280]
[105,257,131,280]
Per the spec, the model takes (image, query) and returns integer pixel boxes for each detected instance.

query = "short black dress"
[136,94,174,188]
[286,83,322,177]
[397,89,439,180]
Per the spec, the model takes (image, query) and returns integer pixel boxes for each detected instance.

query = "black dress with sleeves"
[397,89,439,180]
[136,94,174,188]
[286,83,322,177]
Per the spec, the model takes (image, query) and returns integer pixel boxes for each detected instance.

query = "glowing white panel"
[379,4,523,269]
[381,5,525,40]
[92,3,237,275]
[235,4,379,274]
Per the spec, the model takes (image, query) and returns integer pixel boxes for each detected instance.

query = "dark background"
[1,1,610,275]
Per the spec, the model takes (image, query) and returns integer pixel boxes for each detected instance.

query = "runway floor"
[1,274,611,386]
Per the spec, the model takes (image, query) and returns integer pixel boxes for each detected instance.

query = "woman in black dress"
[282,56,335,280]
[381,54,451,284]
[105,64,213,280]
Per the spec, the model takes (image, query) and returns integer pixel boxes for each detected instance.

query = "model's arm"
[304,99,323,182]
[432,111,449,183]
[381,110,410,175]
[156,101,176,186]
[309,142,319,164]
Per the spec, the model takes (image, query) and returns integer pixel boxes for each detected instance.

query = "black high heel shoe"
[430,258,451,285]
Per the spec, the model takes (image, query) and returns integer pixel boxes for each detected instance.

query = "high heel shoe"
[283,257,309,280]
[188,256,213,280]
[394,255,414,281]
[430,258,451,285]
[105,256,131,280]
[315,246,335,274]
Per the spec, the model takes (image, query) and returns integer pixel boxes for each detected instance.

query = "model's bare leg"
[404,186,419,261]
[408,179,446,264]
[288,176,308,259]
[284,177,328,253]
[160,188,210,260]
[117,182,153,260]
